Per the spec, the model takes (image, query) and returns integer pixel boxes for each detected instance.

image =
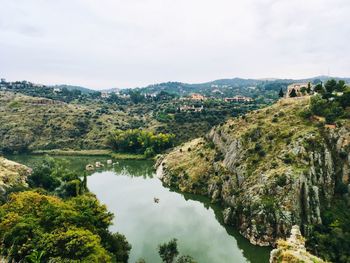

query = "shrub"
[108,129,175,154]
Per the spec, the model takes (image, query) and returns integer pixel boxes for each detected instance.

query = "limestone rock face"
[270,225,325,263]
[157,98,350,247]
[0,157,29,193]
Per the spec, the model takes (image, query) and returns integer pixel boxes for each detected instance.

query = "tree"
[158,239,179,263]
[289,88,297,98]
[314,83,324,94]
[325,79,337,94]
[129,90,145,104]
[37,227,111,262]
[310,95,328,116]
[307,82,312,94]
[278,88,284,98]
[300,87,307,95]
[336,80,346,92]
[176,255,197,263]
[0,191,131,262]
[108,129,175,156]
[337,90,350,108]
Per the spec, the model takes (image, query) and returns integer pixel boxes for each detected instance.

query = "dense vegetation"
[108,129,175,157]
[308,79,350,123]
[0,90,262,154]
[307,199,350,262]
[0,158,131,262]
[2,81,101,103]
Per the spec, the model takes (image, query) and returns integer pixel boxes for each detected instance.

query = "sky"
[1,0,350,90]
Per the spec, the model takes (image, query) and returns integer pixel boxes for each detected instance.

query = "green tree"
[278,88,284,98]
[310,95,328,116]
[325,79,337,94]
[314,83,324,94]
[176,255,197,263]
[108,129,175,155]
[307,82,312,93]
[289,88,297,97]
[336,80,346,92]
[337,89,350,108]
[0,191,131,262]
[158,239,179,263]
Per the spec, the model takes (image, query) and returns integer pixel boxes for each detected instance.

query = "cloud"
[0,0,349,89]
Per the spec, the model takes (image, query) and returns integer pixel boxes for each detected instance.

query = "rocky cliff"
[270,225,325,263]
[157,97,350,250]
[0,157,29,192]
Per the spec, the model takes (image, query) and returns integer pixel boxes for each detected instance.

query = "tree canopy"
[0,159,131,262]
[108,129,175,157]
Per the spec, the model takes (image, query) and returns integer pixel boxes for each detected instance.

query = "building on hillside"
[190,93,206,101]
[224,96,253,103]
[179,105,204,112]
[286,83,309,98]
[101,92,110,98]
[212,89,224,95]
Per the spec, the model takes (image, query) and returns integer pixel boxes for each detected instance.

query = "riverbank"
[32,149,112,156]
[31,149,148,160]
[111,153,147,160]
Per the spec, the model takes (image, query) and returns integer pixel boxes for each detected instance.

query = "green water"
[7,155,271,263]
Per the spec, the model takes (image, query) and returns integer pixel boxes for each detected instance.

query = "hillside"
[51,84,96,94]
[137,76,350,101]
[0,91,152,152]
[0,90,262,153]
[157,97,350,262]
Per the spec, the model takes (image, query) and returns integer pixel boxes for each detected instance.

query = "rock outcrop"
[157,97,350,247]
[0,157,29,192]
[270,225,325,263]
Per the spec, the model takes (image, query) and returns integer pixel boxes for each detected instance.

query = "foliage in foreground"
[307,199,350,263]
[108,129,175,157]
[0,158,131,263]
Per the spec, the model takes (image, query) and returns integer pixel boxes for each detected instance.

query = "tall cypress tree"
[279,88,284,98]
[290,88,297,97]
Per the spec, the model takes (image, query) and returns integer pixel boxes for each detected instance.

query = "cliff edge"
[157,97,350,259]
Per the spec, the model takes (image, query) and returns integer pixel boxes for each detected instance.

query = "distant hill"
[51,84,96,94]
[136,76,350,99]
[100,88,121,93]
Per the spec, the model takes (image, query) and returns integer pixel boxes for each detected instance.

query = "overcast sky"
[1,0,350,89]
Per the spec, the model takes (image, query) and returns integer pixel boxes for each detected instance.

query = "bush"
[108,129,175,154]
[0,191,131,262]
[144,147,156,158]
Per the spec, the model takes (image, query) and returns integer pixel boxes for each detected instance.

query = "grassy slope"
[163,97,318,186]
[0,91,151,152]
[0,91,263,153]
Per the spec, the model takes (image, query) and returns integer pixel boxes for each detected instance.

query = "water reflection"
[175,190,271,263]
[7,155,271,263]
[111,160,154,178]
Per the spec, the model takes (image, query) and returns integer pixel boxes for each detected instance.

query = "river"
[7,155,271,263]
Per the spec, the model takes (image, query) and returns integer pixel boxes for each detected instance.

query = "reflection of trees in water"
[168,187,271,263]
[111,160,155,178]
